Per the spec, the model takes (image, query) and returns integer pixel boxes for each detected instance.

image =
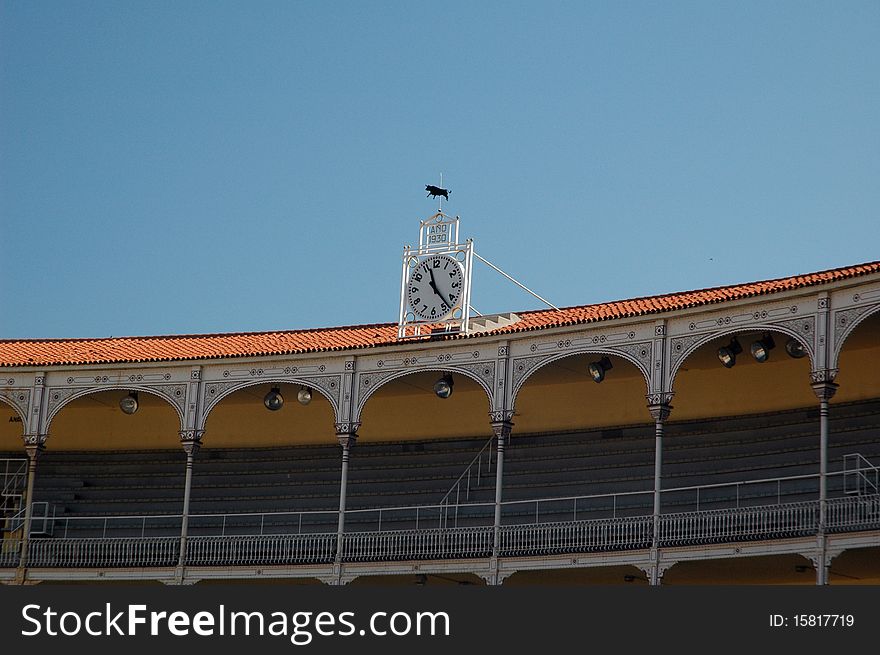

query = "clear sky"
[1,1,878,339]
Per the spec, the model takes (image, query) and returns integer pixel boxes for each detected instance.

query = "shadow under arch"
[669,323,815,391]
[831,302,880,371]
[203,380,337,448]
[357,366,495,443]
[670,328,815,421]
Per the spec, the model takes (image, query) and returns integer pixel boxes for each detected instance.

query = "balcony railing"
[5,493,877,570]
[4,464,878,571]
[500,515,653,556]
[26,536,179,568]
[186,533,337,566]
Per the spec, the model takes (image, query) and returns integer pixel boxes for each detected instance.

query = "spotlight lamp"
[716,338,743,368]
[750,333,776,363]
[433,374,454,399]
[588,356,613,383]
[264,386,284,411]
[785,338,806,359]
[119,391,139,415]
[297,387,313,406]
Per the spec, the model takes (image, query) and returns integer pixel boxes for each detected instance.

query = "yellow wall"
[514,354,652,434]
[48,390,180,450]
[672,331,816,421]
[204,383,337,448]
[359,371,493,442]
[0,401,24,451]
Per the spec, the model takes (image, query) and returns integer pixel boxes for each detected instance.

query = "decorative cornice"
[511,354,546,394]
[23,433,48,447]
[0,387,30,421]
[772,315,815,343]
[809,368,838,385]
[455,361,496,394]
[490,420,514,441]
[489,410,515,423]
[669,334,704,370]
[611,341,653,375]
[335,421,361,437]
[833,304,878,350]
[810,380,839,402]
[308,375,342,410]
[178,429,204,443]
[645,392,674,406]
[647,403,673,422]
[154,383,187,416]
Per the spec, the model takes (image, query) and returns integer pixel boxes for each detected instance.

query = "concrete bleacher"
[2,399,878,537]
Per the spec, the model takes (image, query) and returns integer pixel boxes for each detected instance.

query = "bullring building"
[1,216,878,586]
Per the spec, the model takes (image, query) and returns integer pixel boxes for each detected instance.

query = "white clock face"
[407,255,464,320]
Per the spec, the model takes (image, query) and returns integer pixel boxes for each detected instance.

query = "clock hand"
[427,266,453,308]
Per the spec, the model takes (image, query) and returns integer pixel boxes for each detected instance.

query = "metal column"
[811,377,838,585]
[335,425,359,567]
[648,402,671,586]
[490,419,513,562]
[17,442,44,580]
[177,434,201,571]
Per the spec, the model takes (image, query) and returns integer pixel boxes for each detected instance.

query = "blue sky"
[1,1,878,339]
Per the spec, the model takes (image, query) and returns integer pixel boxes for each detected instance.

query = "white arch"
[202,377,341,425]
[45,385,187,433]
[510,347,652,410]
[668,324,815,391]
[831,303,880,370]
[355,365,495,422]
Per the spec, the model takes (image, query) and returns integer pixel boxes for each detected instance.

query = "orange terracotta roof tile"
[1,261,878,367]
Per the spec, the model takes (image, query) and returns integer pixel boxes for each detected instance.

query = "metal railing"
[826,494,880,532]
[7,455,879,570]
[1,458,27,516]
[186,533,336,566]
[500,515,653,556]
[5,502,56,536]
[843,453,879,495]
[26,536,179,568]
[9,494,880,569]
[343,525,494,562]
[658,500,819,546]
[437,437,495,526]
[1,538,20,567]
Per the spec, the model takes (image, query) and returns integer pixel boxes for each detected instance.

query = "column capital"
[335,422,360,449]
[490,419,514,442]
[810,380,839,402]
[178,430,204,456]
[810,368,838,385]
[646,393,674,421]
[178,429,204,443]
[488,410,514,424]
[22,434,47,451]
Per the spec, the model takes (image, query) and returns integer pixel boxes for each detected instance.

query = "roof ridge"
[516,259,880,317]
[0,320,399,344]
[1,259,878,366]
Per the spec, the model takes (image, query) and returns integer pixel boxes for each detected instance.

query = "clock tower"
[397,209,474,339]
